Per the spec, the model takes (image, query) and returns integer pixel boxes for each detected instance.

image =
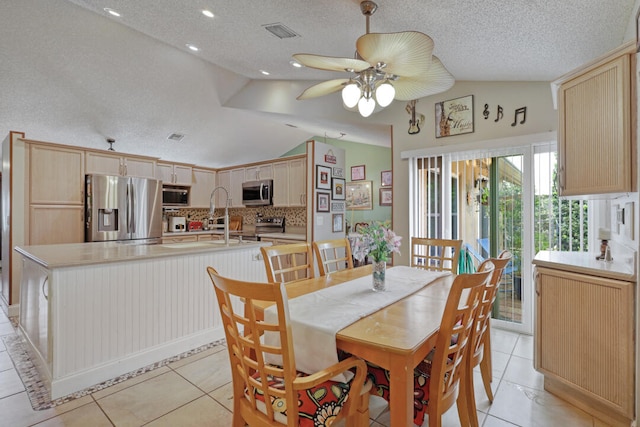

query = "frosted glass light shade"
[358,97,375,117]
[342,83,361,108]
[375,82,395,107]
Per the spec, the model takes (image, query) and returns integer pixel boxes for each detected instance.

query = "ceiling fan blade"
[297,79,350,100]
[392,56,455,100]
[356,31,434,77]
[292,54,371,73]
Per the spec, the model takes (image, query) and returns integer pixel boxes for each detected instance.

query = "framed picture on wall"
[316,165,332,190]
[332,213,344,233]
[435,94,474,138]
[346,181,372,210]
[379,188,393,206]
[332,167,344,178]
[316,192,330,212]
[381,170,392,187]
[332,178,346,200]
[350,165,366,181]
[331,201,345,211]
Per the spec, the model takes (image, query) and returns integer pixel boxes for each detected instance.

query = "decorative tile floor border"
[2,333,225,411]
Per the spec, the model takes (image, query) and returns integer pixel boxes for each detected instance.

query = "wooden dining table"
[253,265,455,426]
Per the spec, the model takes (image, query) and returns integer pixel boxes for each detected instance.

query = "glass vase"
[372,260,387,292]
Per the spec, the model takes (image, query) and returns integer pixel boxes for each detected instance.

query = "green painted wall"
[282,137,392,230]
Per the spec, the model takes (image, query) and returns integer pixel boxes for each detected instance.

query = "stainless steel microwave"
[162,185,189,206]
[242,179,273,206]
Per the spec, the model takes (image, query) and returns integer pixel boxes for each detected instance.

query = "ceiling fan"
[293,0,455,117]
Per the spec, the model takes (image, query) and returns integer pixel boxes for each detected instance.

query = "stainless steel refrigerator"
[85,174,163,243]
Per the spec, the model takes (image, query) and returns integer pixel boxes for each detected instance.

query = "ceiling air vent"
[167,133,185,142]
[263,23,299,39]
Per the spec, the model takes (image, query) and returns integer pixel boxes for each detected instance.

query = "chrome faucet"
[209,186,230,245]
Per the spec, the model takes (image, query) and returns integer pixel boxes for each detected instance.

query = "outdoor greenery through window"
[409,143,588,328]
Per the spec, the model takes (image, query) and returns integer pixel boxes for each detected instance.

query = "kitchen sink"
[209,239,240,244]
[159,239,245,249]
[159,242,218,249]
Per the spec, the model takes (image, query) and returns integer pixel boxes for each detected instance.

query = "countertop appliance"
[169,216,186,232]
[85,174,162,243]
[255,216,285,239]
[242,179,273,206]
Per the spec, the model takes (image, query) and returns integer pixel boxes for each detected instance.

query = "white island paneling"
[17,241,268,399]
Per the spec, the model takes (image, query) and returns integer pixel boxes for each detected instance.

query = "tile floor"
[0,307,602,426]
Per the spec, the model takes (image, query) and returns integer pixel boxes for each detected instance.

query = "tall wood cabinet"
[28,144,85,245]
[555,41,636,196]
[533,252,635,426]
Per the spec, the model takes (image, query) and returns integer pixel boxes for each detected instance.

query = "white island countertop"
[533,250,636,281]
[15,240,269,269]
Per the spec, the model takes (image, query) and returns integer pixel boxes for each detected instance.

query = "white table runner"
[263,266,450,382]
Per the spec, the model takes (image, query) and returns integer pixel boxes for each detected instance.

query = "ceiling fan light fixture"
[292,0,455,117]
[358,96,375,117]
[375,81,395,107]
[342,83,361,108]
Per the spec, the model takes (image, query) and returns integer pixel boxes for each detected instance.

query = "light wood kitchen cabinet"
[214,168,245,208]
[272,161,289,207]
[157,161,193,186]
[161,234,198,243]
[533,261,634,426]
[245,164,273,181]
[85,151,157,179]
[29,205,84,245]
[288,158,306,206]
[271,156,307,207]
[29,144,84,205]
[190,168,217,208]
[555,41,635,196]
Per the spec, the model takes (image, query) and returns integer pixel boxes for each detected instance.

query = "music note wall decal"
[511,106,527,126]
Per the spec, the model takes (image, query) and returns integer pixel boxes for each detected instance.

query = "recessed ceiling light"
[186,44,199,52]
[103,8,120,17]
[260,70,270,76]
[202,9,214,18]
[290,60,303,68]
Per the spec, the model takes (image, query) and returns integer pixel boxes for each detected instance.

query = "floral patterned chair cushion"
[247,369,354,427]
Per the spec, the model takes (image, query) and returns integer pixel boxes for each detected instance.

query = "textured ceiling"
[66,0,635,82]
[0,0,636,168]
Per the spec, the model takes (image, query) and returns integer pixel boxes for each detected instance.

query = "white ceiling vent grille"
[263,23,299,39]
[167,133,185,142]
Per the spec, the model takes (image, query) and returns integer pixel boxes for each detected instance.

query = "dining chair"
[471,250,513,404]
[353,222,369,233]
[312,238,354,276]
[206,267,371,427]
[261,242,314,284]
[410,237,463,273]
[366,267,493,427]
[459,252,513,427]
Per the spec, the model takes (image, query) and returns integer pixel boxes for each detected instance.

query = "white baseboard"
[49,327,225,400]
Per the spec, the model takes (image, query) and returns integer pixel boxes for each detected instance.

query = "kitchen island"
[15,240,270,399]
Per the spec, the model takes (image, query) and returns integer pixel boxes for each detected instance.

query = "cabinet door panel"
[191,169,216,207]
[535,267,634,418]
[272,162,289,207]
[30,145,84,205]
[288,159,306,206]
[85,152,122,176]
[123,157,156,179]
[558,53,632,195]
[30,205,84,245]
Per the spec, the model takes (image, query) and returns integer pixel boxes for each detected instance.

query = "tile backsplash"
[165,206,306,227]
